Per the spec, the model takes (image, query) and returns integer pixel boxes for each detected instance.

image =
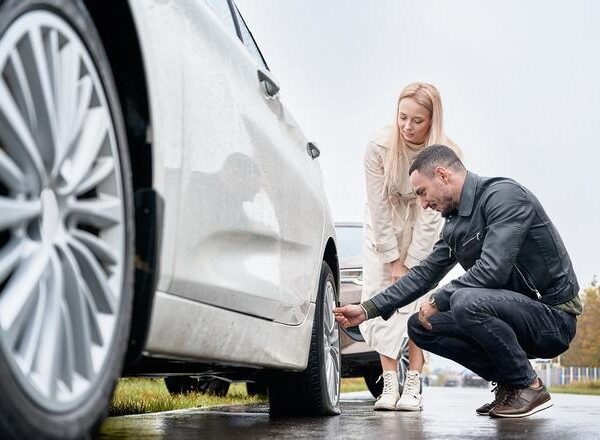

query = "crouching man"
[334,145,580,418]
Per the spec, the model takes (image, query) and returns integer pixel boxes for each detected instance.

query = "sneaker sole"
[373,405,398,411]
[489,398,553,418]
[396,406,422,411]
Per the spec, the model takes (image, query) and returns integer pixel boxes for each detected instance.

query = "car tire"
[363,337,410,398]
[0,1,134,439]
[268,261,341,417]
[164,376,230,397]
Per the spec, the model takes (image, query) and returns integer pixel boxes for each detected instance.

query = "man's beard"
[440,197,459,218]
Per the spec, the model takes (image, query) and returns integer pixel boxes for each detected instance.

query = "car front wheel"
[268,261,341,416]
[0,1,134,438]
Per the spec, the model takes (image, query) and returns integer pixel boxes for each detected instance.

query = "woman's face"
[397,97,432,144]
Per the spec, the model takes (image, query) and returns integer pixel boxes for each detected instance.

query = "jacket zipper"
[461,232,482,247]
[442,217,460,258]
[514,264,542,299]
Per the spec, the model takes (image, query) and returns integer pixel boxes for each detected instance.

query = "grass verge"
[549,380,600,396]
[109,379,265,417]
[341,377,368,393]
[110,377,369,416]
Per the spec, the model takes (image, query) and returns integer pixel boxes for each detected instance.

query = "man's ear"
[435,166,450,183]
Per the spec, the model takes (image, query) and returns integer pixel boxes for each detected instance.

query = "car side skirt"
[143,291,315,370]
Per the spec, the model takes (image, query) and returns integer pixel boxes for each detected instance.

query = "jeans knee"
[449,288,479,321]
[407,312,426,343]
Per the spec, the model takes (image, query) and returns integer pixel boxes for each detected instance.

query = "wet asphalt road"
[100,386,600,439]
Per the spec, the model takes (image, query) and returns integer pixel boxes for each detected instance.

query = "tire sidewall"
[0,1,134,438]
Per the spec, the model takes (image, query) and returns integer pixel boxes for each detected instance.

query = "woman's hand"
[390,259,409,283]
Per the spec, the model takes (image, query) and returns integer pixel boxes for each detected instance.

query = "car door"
[167,0,324,325]
[231,3,326,325]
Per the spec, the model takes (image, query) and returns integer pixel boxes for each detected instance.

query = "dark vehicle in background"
[443,375,461,387]
[461,370,488,388]
[336,222,409,397]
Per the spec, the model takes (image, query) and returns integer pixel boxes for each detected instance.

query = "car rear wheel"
[268,261,340,416]
[164,376,231,397]
[0,1,134,438]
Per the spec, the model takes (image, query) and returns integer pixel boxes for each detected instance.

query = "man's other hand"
[334,305,366,329]
[418,302,438,331]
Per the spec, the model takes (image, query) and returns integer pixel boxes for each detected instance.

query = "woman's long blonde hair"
[383,82,449,191]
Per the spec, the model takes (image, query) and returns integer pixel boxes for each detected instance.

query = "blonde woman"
[360,82,461,411]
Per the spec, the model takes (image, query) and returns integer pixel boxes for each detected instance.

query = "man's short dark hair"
[409,145,465,176]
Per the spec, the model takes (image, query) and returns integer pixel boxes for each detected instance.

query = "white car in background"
[0,0,340,438]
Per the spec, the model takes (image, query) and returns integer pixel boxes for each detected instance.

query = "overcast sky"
[236,0,600,288]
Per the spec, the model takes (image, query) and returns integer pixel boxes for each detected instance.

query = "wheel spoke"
[71,229,118,266]
[0,79,46,189]
[0,237,25,284]
[67,237,116,314]
[74,156,114,196]
[67,194,122,229]
[33,250,64,399]
[0,148,27,193]
[5,48,37,138]
[29,26,58,169]
[59,107,109,195]
[58,243,94,378]
[0,196,42,230]
[54,75,93,177]
[59,300,76,390]
[18,281,46,374]
[0,244,48,331]
[59,41,81,142]
[52,39,81,177]
[3,275,39,351]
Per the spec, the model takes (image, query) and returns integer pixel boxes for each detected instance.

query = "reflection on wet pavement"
[100,387,600,439]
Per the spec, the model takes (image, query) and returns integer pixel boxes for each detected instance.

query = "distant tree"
[561,285,600,367]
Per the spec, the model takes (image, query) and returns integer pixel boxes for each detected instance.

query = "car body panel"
[144,291,315,370]
[127,0,333,365]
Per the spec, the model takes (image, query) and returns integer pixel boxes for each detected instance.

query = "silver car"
[0,1,340,438]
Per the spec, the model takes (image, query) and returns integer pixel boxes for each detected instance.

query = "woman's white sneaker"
[396,370,422,411]
[373,370,400,411]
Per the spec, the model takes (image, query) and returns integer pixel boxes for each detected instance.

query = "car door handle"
[307,142,320,159]
[257,68,280,98]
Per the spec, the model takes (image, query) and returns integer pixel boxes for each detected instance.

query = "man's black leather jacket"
[366,172,579,320]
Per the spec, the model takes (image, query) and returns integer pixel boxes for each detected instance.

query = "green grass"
[341,377,368,393]
[110,377,369,416]
[549,380,600,396]
[109,379,266,417]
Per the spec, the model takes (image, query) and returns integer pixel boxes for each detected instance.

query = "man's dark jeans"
[408,288,577,387]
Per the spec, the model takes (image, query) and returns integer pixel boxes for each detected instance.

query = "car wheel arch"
[82,0,160,368]
[322,237,340,300]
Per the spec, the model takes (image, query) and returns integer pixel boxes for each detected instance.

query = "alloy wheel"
[0,10,126,411]
[322,278,340,405]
